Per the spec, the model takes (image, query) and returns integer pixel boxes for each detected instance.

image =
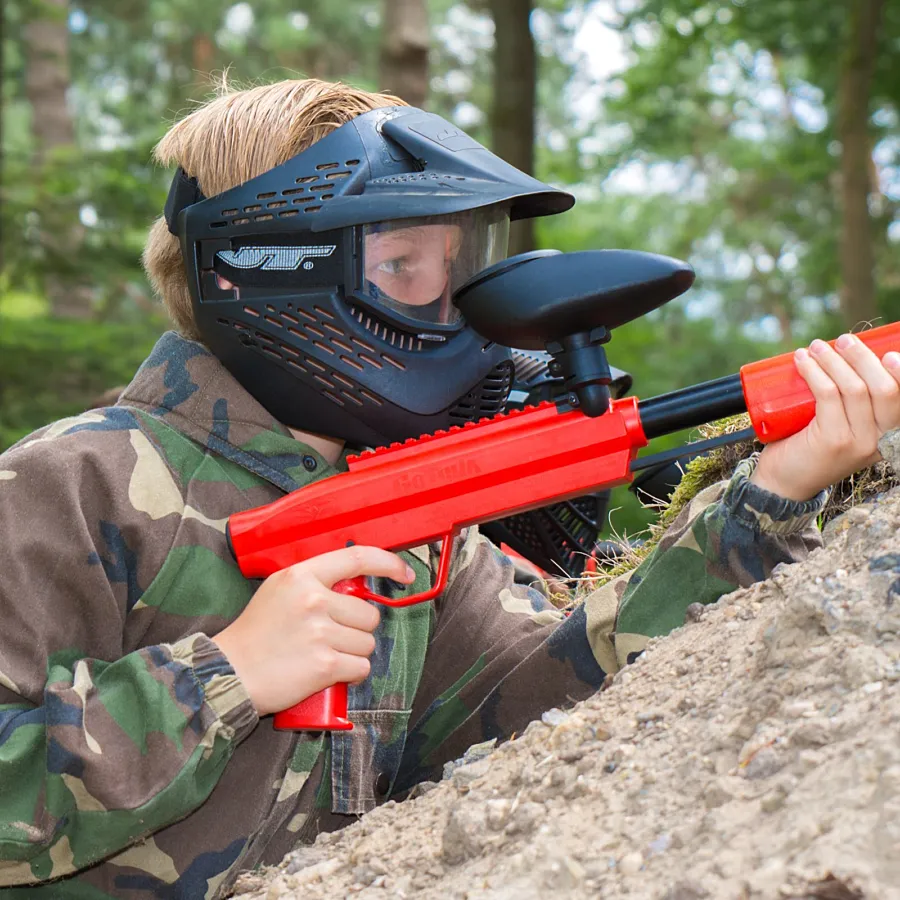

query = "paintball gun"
[227,249,900,731]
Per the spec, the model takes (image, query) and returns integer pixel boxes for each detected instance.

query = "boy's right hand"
[213,546,415,717]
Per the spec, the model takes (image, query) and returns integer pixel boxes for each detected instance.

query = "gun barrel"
[638,374,745,440]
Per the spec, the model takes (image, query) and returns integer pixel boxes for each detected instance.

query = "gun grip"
[272,576,363,732]
[272,683,353,731]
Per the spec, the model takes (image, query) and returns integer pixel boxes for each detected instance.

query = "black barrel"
[637,374,746,440]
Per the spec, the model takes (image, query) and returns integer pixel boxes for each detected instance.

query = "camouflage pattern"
[0,332,826,897]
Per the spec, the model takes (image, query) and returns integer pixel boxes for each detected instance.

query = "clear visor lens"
[361,208,510,326]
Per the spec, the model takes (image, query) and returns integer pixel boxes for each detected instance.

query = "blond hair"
[143,79,407,338]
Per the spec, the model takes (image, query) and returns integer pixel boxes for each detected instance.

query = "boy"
[1,79,898,898]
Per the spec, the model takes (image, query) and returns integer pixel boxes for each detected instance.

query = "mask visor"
[361,208,509,327]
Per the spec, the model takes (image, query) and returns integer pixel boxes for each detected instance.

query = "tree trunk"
[24,0,93,318]
[192,33,215,86]
[489,0,536,256]
[837,0,883,328]
[379,0,429,108]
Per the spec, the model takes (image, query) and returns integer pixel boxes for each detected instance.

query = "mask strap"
[164,167,205,235]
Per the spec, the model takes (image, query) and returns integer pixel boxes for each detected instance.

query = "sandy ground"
[233,488,900,900]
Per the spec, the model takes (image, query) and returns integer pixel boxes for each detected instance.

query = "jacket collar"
[120,331,348,493]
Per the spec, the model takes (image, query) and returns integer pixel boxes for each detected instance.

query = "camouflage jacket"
[0,332,827,898]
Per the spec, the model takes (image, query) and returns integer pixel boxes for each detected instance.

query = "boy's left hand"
[750,333,900,502]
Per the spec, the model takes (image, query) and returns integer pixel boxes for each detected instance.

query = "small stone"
[869,552,900,573]
[845,506,872,524]
[486,798,512,830]
[636,710,665,723]
[685,603,706,623]
[505,801,542,836]
[405,780,439,799]
[618,852,643,875]
[648,833,672,855]
[451,757,492,788]
[703,781,733,809]
[790,720,834,748]
[284,849,323,874]
[442,739,497,781]
[740,747,785,780]
[761,787,788,813]
[563,856,587,882]
[877,427,900,469]
[542,707,570,727]
[795,750,823,776]
[783,700,817,718]
[351,865,378,887]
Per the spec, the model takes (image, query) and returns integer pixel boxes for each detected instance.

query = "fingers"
[807,338,875,442]
[301,545,415,589]
[793,345,857,442]
[329,622,377,657]
[327,591,381,631]
[831,333,900,433]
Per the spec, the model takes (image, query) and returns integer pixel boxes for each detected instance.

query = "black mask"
[164,105,574,447]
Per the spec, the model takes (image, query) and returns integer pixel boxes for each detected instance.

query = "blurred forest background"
[2,0,899,535]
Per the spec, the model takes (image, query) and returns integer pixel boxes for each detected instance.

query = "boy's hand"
[213,546,415,717]
[750,333,900,502]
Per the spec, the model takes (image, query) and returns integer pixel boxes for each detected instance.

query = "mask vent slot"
[510,349,551,386]
[483,494,606,580]
[211,161,359,230]
[216,309,387,409]
[347,304,426,352]
[448,359,513,424]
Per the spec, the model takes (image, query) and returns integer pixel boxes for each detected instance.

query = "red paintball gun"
[227,249,900,731]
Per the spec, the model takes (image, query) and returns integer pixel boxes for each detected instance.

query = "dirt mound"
[233,489,900,900]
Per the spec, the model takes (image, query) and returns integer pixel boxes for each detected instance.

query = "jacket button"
[302,455,317,472]
[374,771,391,797]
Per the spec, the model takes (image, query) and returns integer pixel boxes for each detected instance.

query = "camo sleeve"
[0,423,257,886]
[611,454,827,666]
[394,455,825,787]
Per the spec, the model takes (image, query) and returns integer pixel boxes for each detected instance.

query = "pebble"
[485,798,512,830]
[451,758,492,788]
[740,747,786,780]
[845,506,872,524]
[505,801,542,836]
[648,833,672,855]
[703,782,733,809]
[618,852,644,875]
[685,603,706,623]
[760,787,788,813]
[284,849,323,874]
[542,708,570,727]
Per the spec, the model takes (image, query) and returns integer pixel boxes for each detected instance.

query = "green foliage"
[600,0,900,333]
[3,0,898,536]
[0,316,166,451]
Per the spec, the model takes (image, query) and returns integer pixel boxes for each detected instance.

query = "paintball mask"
[164,105,574,447]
